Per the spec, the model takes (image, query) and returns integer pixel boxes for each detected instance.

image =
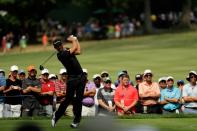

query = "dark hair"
[121,74,130,80]
[53,39,62,47]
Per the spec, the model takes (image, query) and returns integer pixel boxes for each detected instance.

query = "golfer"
[51,35,86,128]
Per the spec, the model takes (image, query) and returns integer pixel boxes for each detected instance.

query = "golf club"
[39,51,56,70]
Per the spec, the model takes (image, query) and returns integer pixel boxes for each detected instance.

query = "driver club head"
[39,65,44,71]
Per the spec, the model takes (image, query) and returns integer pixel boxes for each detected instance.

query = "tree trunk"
[179,0,191,28]
[144,0,152,34]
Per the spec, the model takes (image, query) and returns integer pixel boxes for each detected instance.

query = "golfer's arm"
[70,39,80,55]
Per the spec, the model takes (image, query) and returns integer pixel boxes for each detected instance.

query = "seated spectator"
[82,69,96,116]
[40,68,55,117]
[22,65,41,117]
[18,69,26,81]
[0,69,6,118]
[115,70,134,88]
[135,74,143,90]
[177,80,185,92]
[182,71,197,114]
[97,77,116,116]
[114,74,138,116]
[160,76,181,114]
[139,69,161,114]
[158,77,167,90]
[4,65,22,118]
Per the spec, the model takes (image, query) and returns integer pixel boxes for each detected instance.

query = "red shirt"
[40,80,55,105]
[114,85,138,113]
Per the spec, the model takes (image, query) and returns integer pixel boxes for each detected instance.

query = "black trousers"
[55,75,86,123]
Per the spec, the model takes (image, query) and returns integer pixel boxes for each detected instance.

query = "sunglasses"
[94,77,101,80]
[101,74,109,77]
[167,79,174,82]
[190,76,196,79]
[105,81,111,84]
[145,74,152,77]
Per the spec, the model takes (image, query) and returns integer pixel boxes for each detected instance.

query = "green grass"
[1,31,197,83]
[1,115,197,131]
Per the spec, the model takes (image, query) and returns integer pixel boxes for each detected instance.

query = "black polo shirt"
[5,78,22,105]
[57,49,83,75]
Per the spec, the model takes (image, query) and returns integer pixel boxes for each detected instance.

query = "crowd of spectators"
[0,65,197,118]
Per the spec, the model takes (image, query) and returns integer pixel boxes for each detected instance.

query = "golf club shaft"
[41,51,56,66]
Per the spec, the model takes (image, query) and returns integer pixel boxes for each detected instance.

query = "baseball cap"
[49,74,56,79]
[93,74,101,79]
[0,69,4,73]
[10,65,19,71]
[167,76,174,81]
[135,74,143,80]
[41,68,49,74]
[103,77,112,83]
[189,70,197,76]
[144,69,152,76]
[158,77,167,83]
[18,69,25,74]
[117,71,126,77]
[53,39,62,47]
[177,80,184,85]
[101,71,109,77]
[83,69,88,74]
[27,65,36,72]
[59,68,67,74]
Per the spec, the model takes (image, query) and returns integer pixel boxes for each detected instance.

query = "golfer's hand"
[67,35,77,42]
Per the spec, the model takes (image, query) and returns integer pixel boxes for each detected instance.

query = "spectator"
[21,65,41,117]
[82,69,96,116]
[1,36,7,54]
[92,74,102,115]
[18,69,26,81]
[19,35,27,53]
[0,69,6,118]
[40,68,55,116]
[42,33,48,48]
[160,76,181,114]
[135,74,143,90]
[114,71,126,87]
[100,71,116,89]
[158,77,167,90]
[139,69,161,114]
[97,77,116,116]
[114,74,138,116]
[4,65,22,118]
[177,80,185,92]
[182,71,197,114]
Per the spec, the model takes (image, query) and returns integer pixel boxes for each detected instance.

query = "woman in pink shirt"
[114,74,138,116]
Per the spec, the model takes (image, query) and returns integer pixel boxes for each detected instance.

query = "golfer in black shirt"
[51,35,86,128]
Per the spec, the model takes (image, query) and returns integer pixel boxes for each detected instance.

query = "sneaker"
[70,123,79,128]
[51,112,56,127]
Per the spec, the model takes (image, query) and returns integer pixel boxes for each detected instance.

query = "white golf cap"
[93,74,101,79]
[189,70,197,76]
[10,65,19,71]
[167,76,174,81]
[83,68,88,74]
[59,68,67,74]
[49,74,56,79]
[101,71,109,75]
[41,68,49,74]
[0,69,4,72]
[158,77,167,83]
[144,69,152,76]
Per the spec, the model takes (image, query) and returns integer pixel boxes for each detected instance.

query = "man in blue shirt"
[160,76,181,114]
[0,69,6,118]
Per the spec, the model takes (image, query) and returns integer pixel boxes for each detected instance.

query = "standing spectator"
[160,76,181,114]
[18,69,26,81]
[115,22,121,39]
[114,74,138,116]
[139,69,161,114]
[182,71,197,114]
[21,65,41,117]
[19,35,27,53]
[6,32,14,51]
[97,77,116,116]
[1,36,7,54]
[82,69,96,116]
[92,74,102,115]
[40,68,55,117]
[135,74,143,90]
[0,69,6,118]
[4,65,22,118]
[42,33,48,48]
[158,77,167,90]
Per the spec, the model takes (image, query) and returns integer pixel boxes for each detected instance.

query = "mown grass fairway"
[1,31,197,82]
